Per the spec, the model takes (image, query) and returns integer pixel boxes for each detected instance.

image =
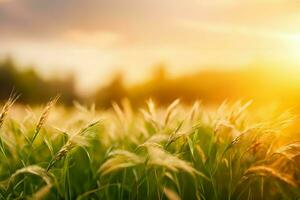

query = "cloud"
[179,19,300,42]
[0,0,12,3]
[63,30,124,48]
[1,0,299,44]
[0,0,183,39]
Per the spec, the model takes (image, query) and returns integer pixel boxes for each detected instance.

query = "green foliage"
[0,98,300,199]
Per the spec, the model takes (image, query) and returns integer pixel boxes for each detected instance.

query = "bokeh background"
[1,0,300,108]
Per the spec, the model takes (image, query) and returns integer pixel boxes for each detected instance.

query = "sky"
[0,0,300,93]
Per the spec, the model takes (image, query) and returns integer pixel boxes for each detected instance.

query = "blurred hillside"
[1,57,300,108]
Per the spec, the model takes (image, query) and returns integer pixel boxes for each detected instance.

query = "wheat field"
[0,95,300,200]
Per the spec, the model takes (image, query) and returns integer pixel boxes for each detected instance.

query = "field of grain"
[0,95,300,200]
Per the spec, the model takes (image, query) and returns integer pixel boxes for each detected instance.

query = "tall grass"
[0,98,299,199]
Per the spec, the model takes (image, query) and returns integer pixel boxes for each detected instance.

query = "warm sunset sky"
[0,0,300,92]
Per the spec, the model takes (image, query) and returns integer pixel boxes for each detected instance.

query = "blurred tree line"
[95,64,300,108]
[1,57,300,108]
[0,57,78,105]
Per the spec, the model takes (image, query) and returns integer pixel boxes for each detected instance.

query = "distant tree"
[0,57,19,99]
[94,72,127,108]
[0,56,78,105]
[152,63,168,82]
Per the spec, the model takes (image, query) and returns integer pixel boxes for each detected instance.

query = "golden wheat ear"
[164,99,180,126]
[31,95,60,145]
[244,165,299,188]
[47,120,99,171]
[0,91,20,129]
